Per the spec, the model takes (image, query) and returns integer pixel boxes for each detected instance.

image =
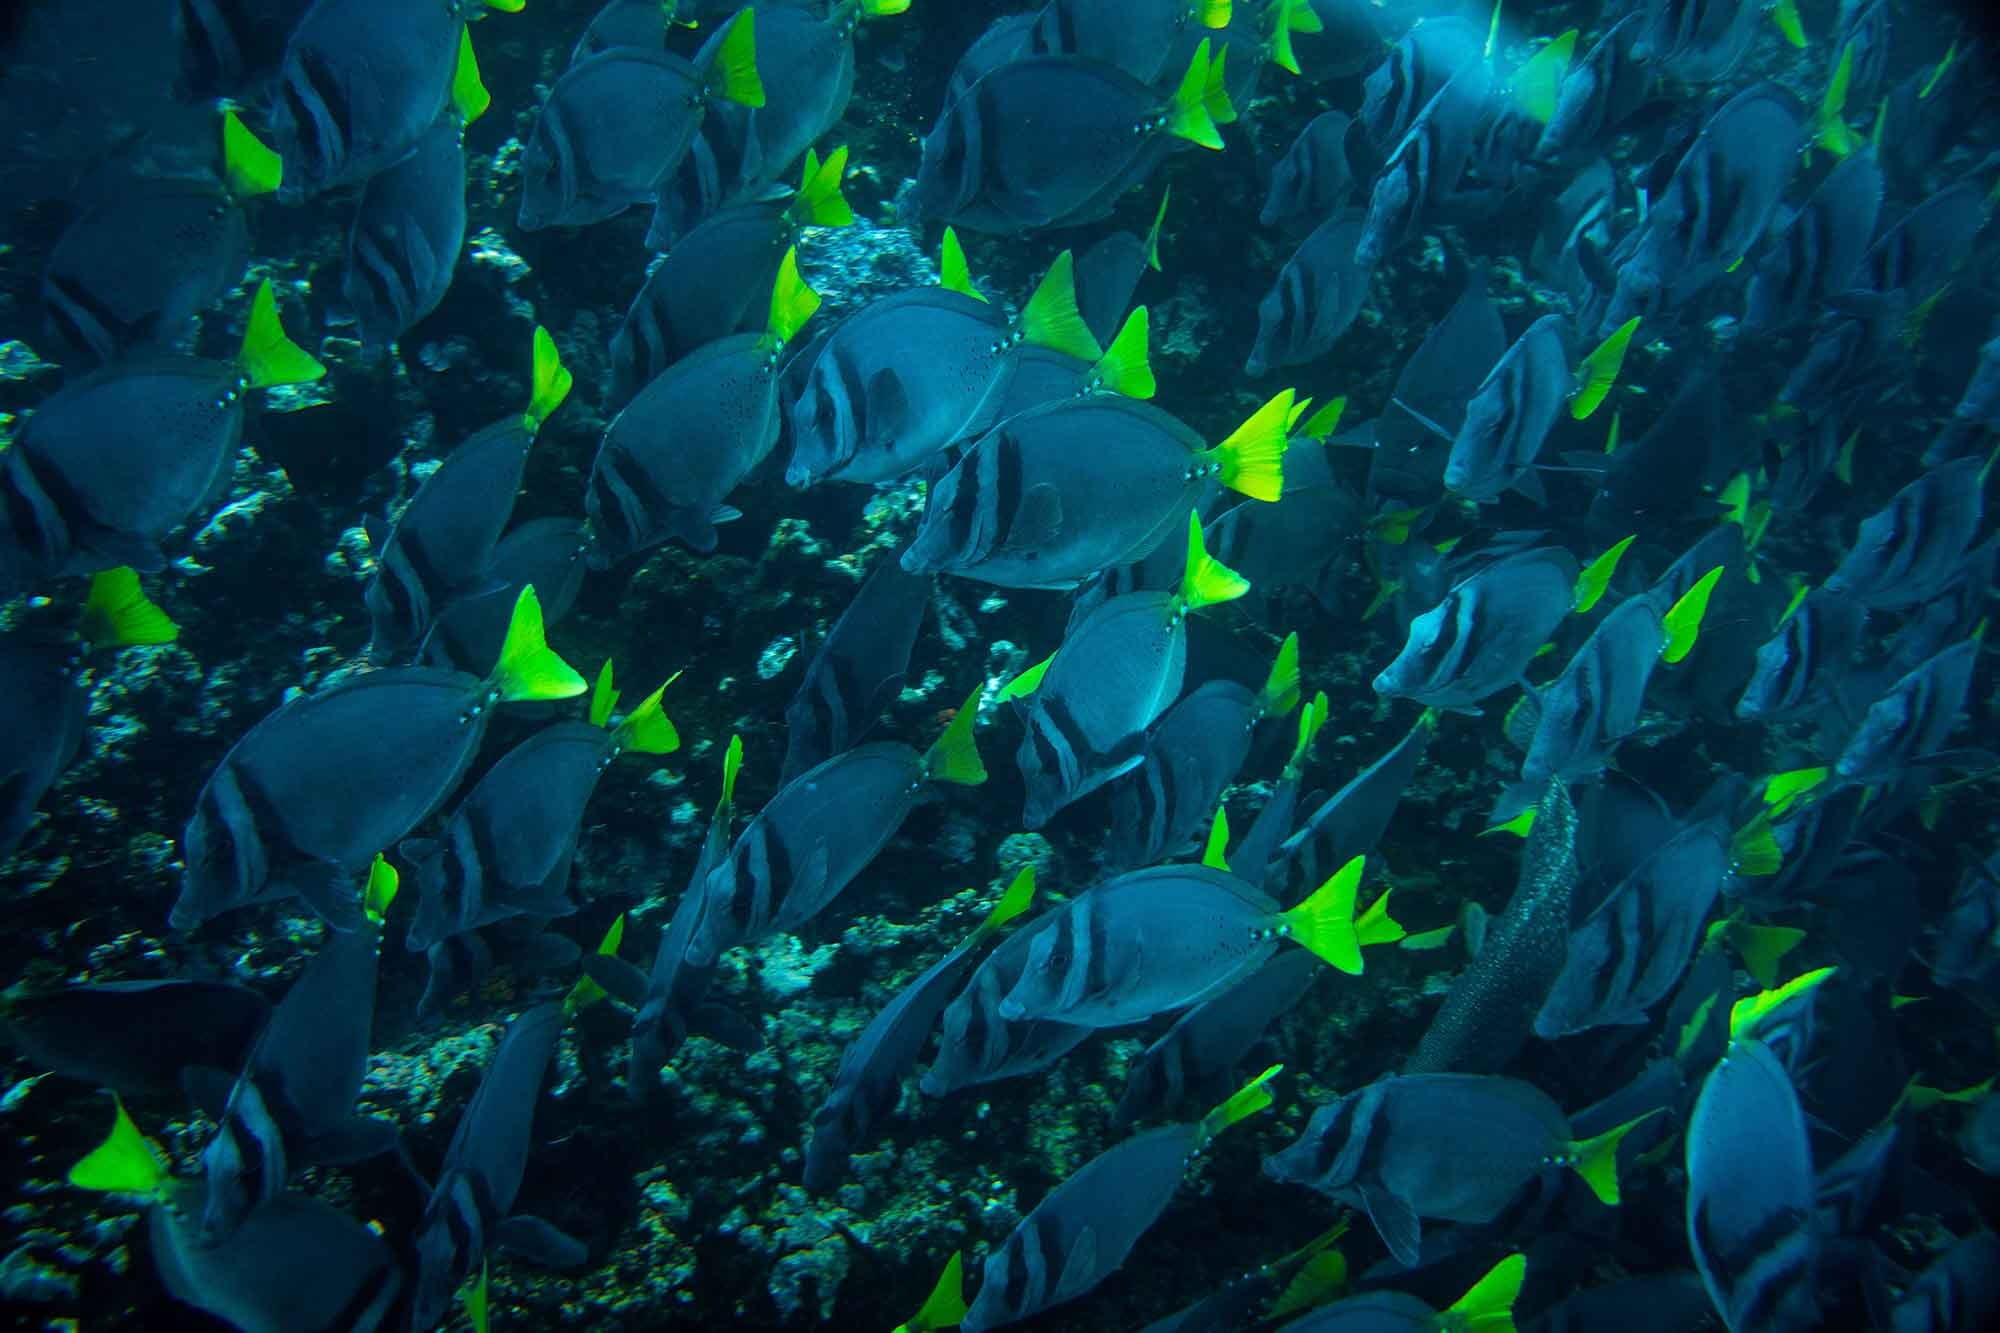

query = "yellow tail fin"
[1770,0,1807,48]
[766,247,822,348]
[80,567,178,648]
[463,1261,490,1333]
[1209,389,1293,501]
[1144,186,1170,271]
[1512,30,1577,124]
[364,853,400,924]
[894,1252,968,1333]
[1179,510,1251,611]
[614,674,682,756]
[998,654,1052,701]
[719,733,745,814]
[1020,251,1102,361]
[525,325,573,432]
[1280,855,1366,973]
[1091,306,1156,399]
[793,146,855,227]
[239,280,324,389]
[1198,1063,1282,1144]
[491,586,588,703]
[1167,40,1227,149]
[1727,813,1783,878]
[707,7,765,107]
[1709,917,1805,989]
[68,1095,170,1198]
[590,660,619,728]
[1661,566,1723,664]
[939,227,986,302]
[1760,766,1828,818]
[1447,1253,1527,1332]
[1571,534,1634,614]
[1261,631,1302,717]
[453,26,492,126]
[983,864,1037,933]
[1571,317,1639,419]
[1729,965,1837,1041]
[923,686,987,786]
[1202,805,1231,870]
[1815,42,1858,157]
[221,109,282,199]
[563,912,629,1016]
[1198,0,1232,28]
[1568,1110,1664,1206]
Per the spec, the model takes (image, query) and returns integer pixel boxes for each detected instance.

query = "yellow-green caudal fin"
[1728,813,1783,878]
[939,227,986,302]
[1816,42,1859,157]
[1571,317,1638,419]
[590,660,619,728]
[492,586,587,703]
[982,864,1037,932]
[1771,0,1807,48]
[998,653,1053,701]
[1761,766,1828,817]
[1513,30,1577,123]
[1298,395,1347,441]
[1572,534,1634,614]
[240,280,324,388]
[221,109,282,198]
[708,7,765,107]
[563,913,628,1016]
[1092,306,1156,400]
[766,247,821,348]
[1205,42,1237,124]
[1447,1253,1527,1332]
[479,0,525,12]
[68,1095,170,1197]
[1210,389,1293,501]
[1202,805,1231,869]
[1661,566,1723,664]
[923,686,987,786]
[80,567,178,648]
[463,1260,490,1333]
[452,26,492,126]
[1167,39,1226,150]
[1287,690,1330,775]
[525,325,573,432]
[1568,1109,1663,1206]
[1021,251,1102,361]
[1145,186,1170,271]
[893,1252,968,1333]
[1354,886,1404,949]
[1281,855,1366,973]
[1711,918,1804,989]
[614,674,683,756]
[859,0,912,14]
[1179,510,1251,611]
[719,733,745,812]
[1198,0,1232,28]
[1198,1064,1281,1145]
[1261,631,1302,717]
[1269,0,1304,76]
[794,145,855,227]
[1730,965,1837,1041]
[363,853,399,924]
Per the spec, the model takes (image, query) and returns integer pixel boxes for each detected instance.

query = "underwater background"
[3,0,2000,1329]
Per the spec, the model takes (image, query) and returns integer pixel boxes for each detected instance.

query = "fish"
[1372,545,1580,712]
[1247,211,1373,377]
[1744,150,1885,333]
[1031,0,1232,87]
[997,855,1399,1028]
[1354,60,1493,271]
[0,979,268,1098]
[1407,777,1576,1075]
[174,586,586,933]
[689,693,985,965]
[1536,15,1649,161]
[517,7,764,230]
[1736,587,1867,723]
[1009,515,1252,827]
[0,281,323,592]
[1926,333,2000,465]
[803,867,1035,1192]
[1685,1039,1822,1331]
[970,306,1158,428]
[1073,189,1169,347]
[1443,314,1572,503]
[196,860,401,1242]
[1113,950,1317,1128]
[922,909,1094,1097]
[340,30,488,354]
[267,0,515,201]
[914,40,1231,233]
[1202,432,1365,609]
[1264,1254,1524,1332]
[962,1067,1279,1332]
[1263,1070,1643,1267]
[420,517,592,677]
[1932,852,2000,1003]
[1861,181,1988,309]
[1834,636,1980,786]
[903,388,1288,591]
[1269,710,1435,905]
[586,247,820,560]
[785,241,1104,488]
[363,327,571,662]
[402,671,679,951]
[1585,365,1733,542]
[173,0,318,103]
[1262,110,1358,231]
[1823,457,1986,611]
[409,1001,588,1332]
[569,0,668,64]
[1103,632,1302,871]
[1890,1231,2000,1333]
[42,111,280,365]
[610,147,852,406]
[783,550,933,781]
[1633,0,1763,84]
[1364,259,1506,504]
[416,920,582,1022]
[1357,14,1483,150]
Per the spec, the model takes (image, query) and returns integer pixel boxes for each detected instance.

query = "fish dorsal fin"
[613,674,682,756]
[1572,535,1634,614]
[1145,186,1171,271]
[1571,317,1639,419]
[221,109,282,199]
[491,586,588,703]
[1209,389,1293,501]
[1660,566,1723,664]
[892,1252,967,1333]
[706,7,765,107]
[590,661,618,728]
[766,247,821,349]
[239,280,324,389]
[792,145,854,227]
[1511,30,1576,124]
[453,26,493,127]
[1261,631,1302,717]
[523,325,572,431]
[1448,1253,1527,1331]
[68,1095,170,1197]
[1167,40,1227,150]
[1090,306,1156,400]
[363,853,400,923]
[1179,510,1251,611]
[1202,805,1231,870]
[939,227,985,302]
[1197,1063,1283,1146]
[80,567,178,648]
[922,685,986,786]
[1021,251,1102,361]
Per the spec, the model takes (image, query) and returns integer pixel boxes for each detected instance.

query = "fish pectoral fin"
[1053,1225,1102,1302]
[1358,1183,1422,1268]
[690,1002,765,1052]
[307,1115,400,1165]
[287,860,366,933]
[495,1213,589,1269]
[582,954,650,1008]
